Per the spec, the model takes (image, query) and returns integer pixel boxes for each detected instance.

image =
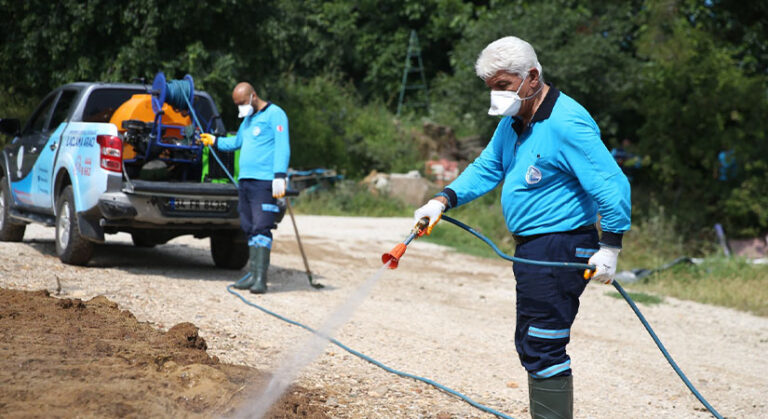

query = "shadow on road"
[22,238,332,293]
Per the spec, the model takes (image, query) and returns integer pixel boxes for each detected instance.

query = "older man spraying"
[414,37,631,418]
[200,82,290,294]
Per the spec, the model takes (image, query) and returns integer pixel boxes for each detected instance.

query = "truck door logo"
[75,156,92,176]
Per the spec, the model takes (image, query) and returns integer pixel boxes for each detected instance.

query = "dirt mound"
[0,287,327,418]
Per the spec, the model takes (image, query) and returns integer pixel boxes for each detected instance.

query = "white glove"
[272,178,286,198]
[587,246,621,284]
[413,199,446,235]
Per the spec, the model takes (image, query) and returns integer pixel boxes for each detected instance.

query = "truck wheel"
[0,180,26,242]
[210,231,248,270]
[55,186,94,265]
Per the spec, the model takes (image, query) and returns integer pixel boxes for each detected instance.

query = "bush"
[722,161,768,237]
[619,204,692,272]
[265,75,420,178]
[0,86,37,148]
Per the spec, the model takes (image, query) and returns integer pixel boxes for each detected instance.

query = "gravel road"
[2,215,766,418]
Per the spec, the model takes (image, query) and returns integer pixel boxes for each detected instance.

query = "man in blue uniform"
[414,36,631,418]
[200,82,290,294]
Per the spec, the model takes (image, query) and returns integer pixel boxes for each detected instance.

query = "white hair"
[475,36,543,81]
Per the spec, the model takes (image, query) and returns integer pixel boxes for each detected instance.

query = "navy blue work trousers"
[513,228,599,379]
[238,179,279,248]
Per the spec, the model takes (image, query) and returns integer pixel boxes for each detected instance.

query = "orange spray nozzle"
[381,243,407,269]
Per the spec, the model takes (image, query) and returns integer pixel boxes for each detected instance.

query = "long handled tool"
[284,195,323,288]
[384,215,724,419]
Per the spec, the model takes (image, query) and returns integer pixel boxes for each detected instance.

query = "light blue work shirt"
[217,102,290,180]
[444,87,631,245]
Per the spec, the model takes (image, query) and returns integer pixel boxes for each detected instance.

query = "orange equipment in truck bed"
[109,94,192,160]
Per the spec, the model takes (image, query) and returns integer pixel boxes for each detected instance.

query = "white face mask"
[488,74,537,117]
[238,94,254,118]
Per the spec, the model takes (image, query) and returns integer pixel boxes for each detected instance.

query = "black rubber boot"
[528,374,573,419]
[233,246,259,290]
[249,246,270,294]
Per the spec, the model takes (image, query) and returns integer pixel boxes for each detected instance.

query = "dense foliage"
[1,0,767,236]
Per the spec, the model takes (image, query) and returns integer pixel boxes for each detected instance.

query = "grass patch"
[617,208,768,316]
[606,290,664,306]
[291,181,411,217]
[629,258,768,317]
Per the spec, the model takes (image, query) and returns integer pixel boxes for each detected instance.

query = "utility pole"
[397,30,429,116]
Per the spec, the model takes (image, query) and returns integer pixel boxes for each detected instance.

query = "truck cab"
[0,80,249,268]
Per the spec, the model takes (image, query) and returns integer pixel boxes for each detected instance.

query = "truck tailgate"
[125,180,238,198]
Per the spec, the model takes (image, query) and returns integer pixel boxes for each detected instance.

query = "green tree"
[0,0,279,124]
[0,0,478,125]
[633,0,768,235]
[687,0,768,75]
[270,0,476,105]
[267,74,419,176]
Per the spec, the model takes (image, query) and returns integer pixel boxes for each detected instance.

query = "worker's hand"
[272,178,286,198]
[586,246,621,284]
[413,199,445,235]
[199,133,216,147]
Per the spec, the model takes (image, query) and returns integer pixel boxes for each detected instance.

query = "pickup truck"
[0,80,249,268]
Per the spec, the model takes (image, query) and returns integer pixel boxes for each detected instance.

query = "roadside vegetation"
[630,258,768,317]
[292,181,411,217]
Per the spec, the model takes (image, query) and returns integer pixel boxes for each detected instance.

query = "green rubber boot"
[249,246,270,294]
[233,247,259,290]
[528,374,573,419]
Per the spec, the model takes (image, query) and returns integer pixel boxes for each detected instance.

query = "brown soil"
[0,287,327,418]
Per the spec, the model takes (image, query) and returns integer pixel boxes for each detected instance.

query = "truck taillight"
[96,135,122,173]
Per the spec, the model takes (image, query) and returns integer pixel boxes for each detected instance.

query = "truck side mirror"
[0,119,21,136]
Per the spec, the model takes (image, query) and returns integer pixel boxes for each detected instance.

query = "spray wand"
[381,218,430,269]
[383,215,597,276]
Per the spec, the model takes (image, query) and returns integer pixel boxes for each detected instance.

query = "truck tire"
[55,186,94,265]
[210,231,248,270]
[0,180,26,242]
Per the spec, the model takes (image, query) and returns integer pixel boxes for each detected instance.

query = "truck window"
[49,90,79,130]
[83,88,144,123]
[24,94,56,135]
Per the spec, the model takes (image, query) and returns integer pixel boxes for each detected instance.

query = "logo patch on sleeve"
[276,125,284,132]
[525,165,542,184]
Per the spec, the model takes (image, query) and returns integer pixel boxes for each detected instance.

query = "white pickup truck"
[0,80,250,268]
